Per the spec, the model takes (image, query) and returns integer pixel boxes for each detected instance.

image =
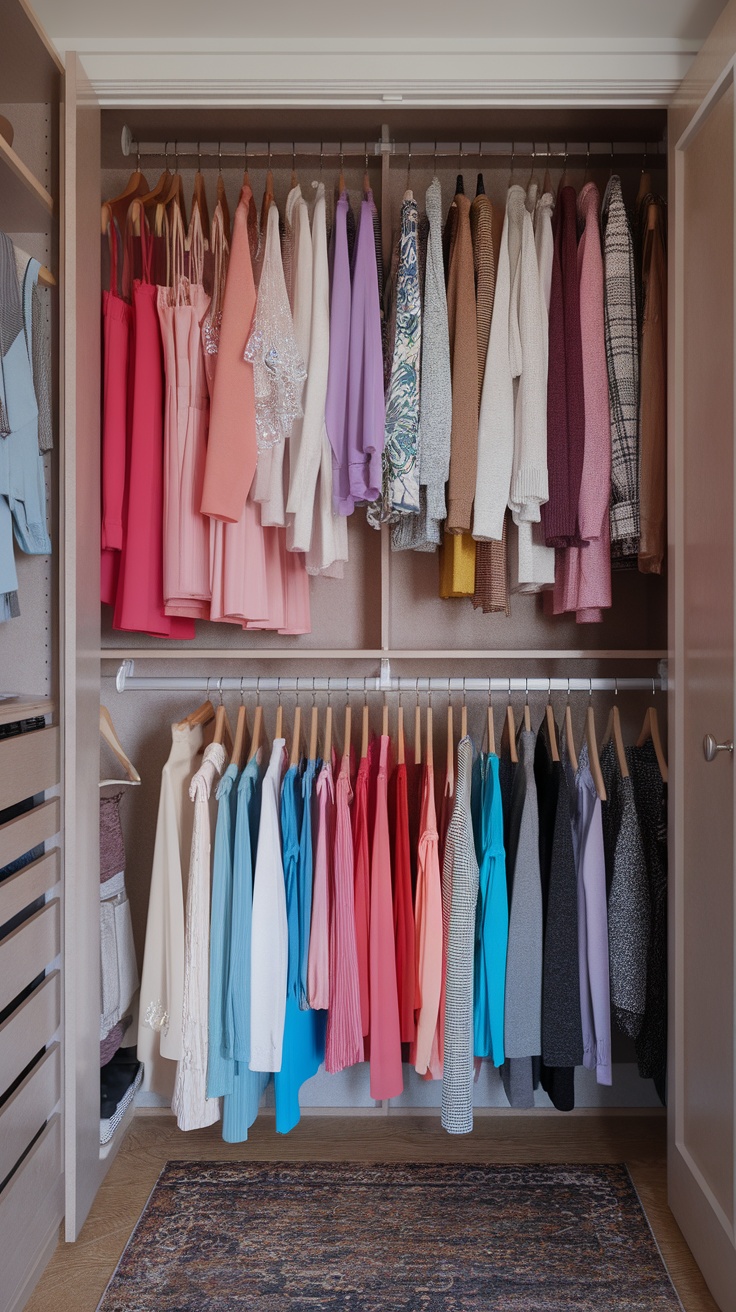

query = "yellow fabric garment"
[439,531,476,597]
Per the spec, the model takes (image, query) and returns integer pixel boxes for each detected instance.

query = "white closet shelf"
[0,134,54,232]
[101,648,668,662]
[0,694,54,727]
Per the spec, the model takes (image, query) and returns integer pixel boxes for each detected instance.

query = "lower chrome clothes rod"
[115,668,666,696]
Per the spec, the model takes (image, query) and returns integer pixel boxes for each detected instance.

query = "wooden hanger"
[178,695,215,731]
[213,701,234,758]
[324,687,333,765]
[192,153,210,236]
[361,684,370,760]
[602,682,629,778]
[397,696,405,765]
[583,691,607,802]
[130,162,172,236]
[545,681,560,763]
[99,706,141,787]
[446,696,455,795]
[414,687,422,767]
[275,680,285,742]
[248,687,263,762]
[101,165,149,236]
[487,687,496,756]
[523,680,532,732]
[637,683,668,783]
[343,695,352,767]
[504,682,518,764]
[290,683,302,768]
[426,696,434,768]
[230,689,248,770]
[308,688,319,761]
[564,684,578,774]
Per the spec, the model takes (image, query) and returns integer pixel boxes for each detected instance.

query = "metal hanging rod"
[120,127,666,169]
[115,661,667,696]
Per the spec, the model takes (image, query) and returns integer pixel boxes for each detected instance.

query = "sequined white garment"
[172,741,226,1131]
[245,203,306,452]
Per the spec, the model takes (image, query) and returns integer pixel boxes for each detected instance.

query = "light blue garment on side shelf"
[274,762,326,1134]
[207,763,239,1099]
[222,753,269,1143]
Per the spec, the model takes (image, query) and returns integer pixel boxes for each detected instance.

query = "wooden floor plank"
[24,1113,720,1312]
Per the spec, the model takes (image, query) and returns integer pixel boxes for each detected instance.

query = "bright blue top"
[473,753,509,1067]
[221,754,268,1143]
[274,763,326,1134]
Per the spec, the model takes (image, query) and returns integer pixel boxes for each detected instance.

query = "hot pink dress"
[113,221,194,639]
[325,749,363,1072]
[308,758,334,1010]
[369,735,403,1099]
[392,762,416,1044]
[352,753,371,1040]
[100,222,130,607]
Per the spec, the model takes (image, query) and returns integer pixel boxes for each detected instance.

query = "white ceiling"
[31,0,730,43]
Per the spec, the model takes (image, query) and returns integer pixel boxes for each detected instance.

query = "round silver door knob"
[703,734,734,762]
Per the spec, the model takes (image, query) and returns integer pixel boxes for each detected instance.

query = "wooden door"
[62,50,102,1241]
[670,9,736,1308]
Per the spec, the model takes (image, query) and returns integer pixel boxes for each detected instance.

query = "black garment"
[627,740,668,1105]
[498,749,517,853]
[534,716,583,1112]
[600,741,650,1041]
[100,1046,141,1118]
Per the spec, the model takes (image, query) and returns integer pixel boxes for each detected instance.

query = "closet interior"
[86,98,670,1166]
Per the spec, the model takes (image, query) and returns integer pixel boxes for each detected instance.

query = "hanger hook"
[567,676,572,705]
[462,677,466,707]
[346,679,351,706]
[652,676,657,698]
[327,677,332,707]
[525,677,529,707]
[292,141,296,173]
[205,675,211,700]
[244,141,249,173]
[217,676,223,706]
[363,675,368,706]
[339,141,344,171]
[256,676,261,707]
[295,674,300,703]
[416,676,420,704]
[311,677,316,708]
[407,142,412,183]
[508,676,512,705]
[320,141,324,175]
[614,678,619,698]
[510,141,515,177]
[136,142,141,171]
[548,676,552,704]
[433,140,437,172]
[589,677,594,701]
[218,141,222,171]
[268,141,272,171]
[198,141,202,170]
[239,676,245,705]
[174,140,179,171]
[277,676,282,708]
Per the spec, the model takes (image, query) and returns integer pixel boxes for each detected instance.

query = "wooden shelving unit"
[0,694,54,728]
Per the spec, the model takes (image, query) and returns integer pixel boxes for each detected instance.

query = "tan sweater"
[445,193,479,533]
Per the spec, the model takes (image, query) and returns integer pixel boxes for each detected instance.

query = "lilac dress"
[326,191,353,514]
[345,191,385,508]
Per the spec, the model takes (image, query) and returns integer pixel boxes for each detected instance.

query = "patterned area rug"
[97,1161,683,1311]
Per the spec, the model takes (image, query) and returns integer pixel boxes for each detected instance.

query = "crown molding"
[56,36,695,106]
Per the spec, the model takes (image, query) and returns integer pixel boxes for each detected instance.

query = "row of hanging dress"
[381,170,666,622]
[137,695,666,1137]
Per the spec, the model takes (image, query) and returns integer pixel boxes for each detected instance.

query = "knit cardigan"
[473,190,514,542]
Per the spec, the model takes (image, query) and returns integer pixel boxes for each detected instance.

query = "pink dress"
[553,183,612,624]
[307,759,334,1010]
[100,222,131,607]
[352,753,371,1040]
[414,759,443,1076]
[113,221,194,639]
[158,206,211,620]
[392,762,416,1044]
[325,750,363,1072]
[369,735,403,1099]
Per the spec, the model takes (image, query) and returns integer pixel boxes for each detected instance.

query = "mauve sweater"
[542,185,585,547]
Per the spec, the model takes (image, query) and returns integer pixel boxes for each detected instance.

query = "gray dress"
[441,737,480,1134]
[600,740,650,1040]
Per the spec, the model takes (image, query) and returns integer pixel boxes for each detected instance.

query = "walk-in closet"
[1,0,736,1308]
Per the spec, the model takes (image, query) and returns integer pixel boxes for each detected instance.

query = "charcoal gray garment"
[600,740,650,1041]
[535,716,583,1112]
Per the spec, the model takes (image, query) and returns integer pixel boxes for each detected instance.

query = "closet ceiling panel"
[32,0,729,42]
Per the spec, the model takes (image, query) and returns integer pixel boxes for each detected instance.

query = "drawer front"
[0,798,60,870]
[0,1043,61,1185]
[0,972,60,1100]
[0,900,60,1014]
[0,727,60,811]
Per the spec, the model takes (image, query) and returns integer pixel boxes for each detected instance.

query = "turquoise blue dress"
[298,758,319,1009]
[473,753,508,1067]
[274,763,326,1134]
[222,754,268,1142]
[207,763,239,1098]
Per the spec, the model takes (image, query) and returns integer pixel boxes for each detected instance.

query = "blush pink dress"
[369,735,403,1099]
[158,205,211,621]
[325,749,363,1072]
[100,221,130,608]
[352,752,371,1041]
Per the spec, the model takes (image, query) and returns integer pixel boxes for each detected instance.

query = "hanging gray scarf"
[0,230,24,438]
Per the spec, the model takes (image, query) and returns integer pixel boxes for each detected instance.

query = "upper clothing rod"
[115,667,667,695]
